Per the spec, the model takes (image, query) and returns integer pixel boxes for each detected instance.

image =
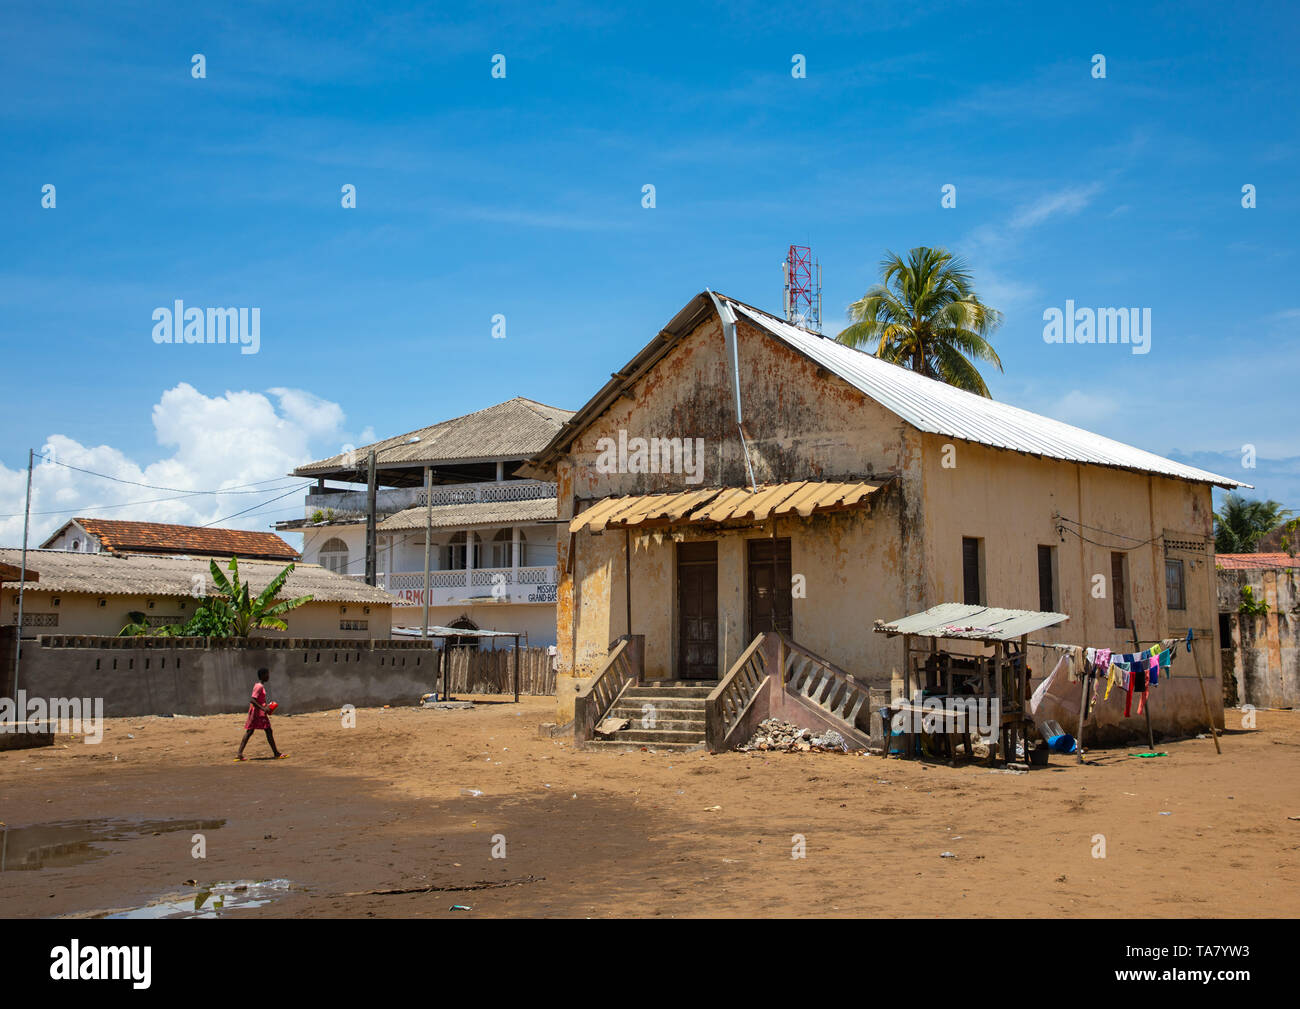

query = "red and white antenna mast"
[782,245,821,332]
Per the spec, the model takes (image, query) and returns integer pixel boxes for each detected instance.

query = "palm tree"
[1214,494,1292,554]
[836,247,1004,397]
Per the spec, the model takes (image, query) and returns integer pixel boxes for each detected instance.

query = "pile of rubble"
[738,718,849,753]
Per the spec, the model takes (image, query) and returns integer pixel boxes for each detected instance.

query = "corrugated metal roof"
[727,300,1246,489]
[296,397,574,476]
[570,480,887,533]
[874,603,1070,641]
[0,549,401,605]
[378,497,558,532]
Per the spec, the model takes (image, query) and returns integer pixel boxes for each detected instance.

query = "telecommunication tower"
[782,245,822,332]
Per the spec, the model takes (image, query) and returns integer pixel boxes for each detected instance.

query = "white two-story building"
[277,397,572,646]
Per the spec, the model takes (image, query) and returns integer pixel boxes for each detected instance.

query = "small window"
[1218,612,1232,644]
[319,537,349,575]
[1111,552,1129,629]
[962,537,983,606]
[1165,558,1186,611]
[1037,545,1057,612]
[340,619,368,631]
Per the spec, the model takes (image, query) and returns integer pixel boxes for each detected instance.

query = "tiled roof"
[378,497,558,532]
[0,548,400,605]
[295,397,574,476]
[1215,553,1300,570]
[45,518,298,561]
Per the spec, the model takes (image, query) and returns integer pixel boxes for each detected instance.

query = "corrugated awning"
[569,479,887,533]
[874,603,1069,641]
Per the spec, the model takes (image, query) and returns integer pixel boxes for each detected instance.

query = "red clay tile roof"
[62,518,298,561]
[1216,552,1300,570]
[0,561,34,582]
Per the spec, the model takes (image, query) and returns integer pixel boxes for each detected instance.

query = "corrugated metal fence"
[438,646,555,695]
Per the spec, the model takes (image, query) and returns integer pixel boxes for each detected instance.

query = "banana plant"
[204,556,314,636]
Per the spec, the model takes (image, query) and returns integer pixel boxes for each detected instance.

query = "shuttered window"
[1165,558,1186,610]
[962,537,982,605]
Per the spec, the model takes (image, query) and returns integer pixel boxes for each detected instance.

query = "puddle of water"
[0,817,226,872]
[97,879,293,919]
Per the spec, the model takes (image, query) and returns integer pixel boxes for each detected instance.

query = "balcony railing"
[305,479,557,518]
[348,566,558,606]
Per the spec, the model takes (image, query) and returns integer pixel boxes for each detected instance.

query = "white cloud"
[1,384,358,547]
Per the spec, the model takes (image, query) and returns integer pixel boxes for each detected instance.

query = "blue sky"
[2,0,1297,543]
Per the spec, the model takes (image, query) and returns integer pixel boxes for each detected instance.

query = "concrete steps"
[588,681,715,752]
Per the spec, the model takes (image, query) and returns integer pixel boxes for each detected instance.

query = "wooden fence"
[439,646,556,696]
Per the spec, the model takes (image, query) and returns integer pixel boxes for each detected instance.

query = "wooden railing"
[704,633,771,751]
[573,635,644,743]
[778,633,872,741]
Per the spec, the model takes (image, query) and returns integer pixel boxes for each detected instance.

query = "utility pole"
[422,466,433,642]
[365,449,377,586]
[13,449,33,697]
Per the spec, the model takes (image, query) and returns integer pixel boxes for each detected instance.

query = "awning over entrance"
[569,479,887,533]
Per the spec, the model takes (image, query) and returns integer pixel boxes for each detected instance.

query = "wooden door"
[676,541,718,680]
[747,537,792,640]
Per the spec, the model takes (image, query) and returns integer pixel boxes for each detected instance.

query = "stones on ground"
[737,718,850,753]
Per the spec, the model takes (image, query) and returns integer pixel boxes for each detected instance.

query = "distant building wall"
[1,588,391,640]
[1217,566,1300,709]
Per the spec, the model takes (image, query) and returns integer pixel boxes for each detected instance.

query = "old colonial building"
[279,397,572,646]
[525,291,1243,736]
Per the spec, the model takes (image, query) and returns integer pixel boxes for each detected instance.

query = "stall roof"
[569,479,887,533]
[394,625,524,639]
[874,603,1069,641]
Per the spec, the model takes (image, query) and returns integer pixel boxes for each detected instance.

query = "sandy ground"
[1,698,1298,918]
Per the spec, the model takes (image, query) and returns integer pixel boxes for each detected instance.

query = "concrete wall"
[0,627,437,718]
[1218,566,1300,708]
[2,588,392,640]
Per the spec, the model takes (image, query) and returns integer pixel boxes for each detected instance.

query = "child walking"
[236,667,287,760]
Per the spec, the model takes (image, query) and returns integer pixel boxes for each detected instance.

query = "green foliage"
[1238,585,1269,616]
[836,246,1004,397]
[116,556,314,637]
[1214,494,1293,554]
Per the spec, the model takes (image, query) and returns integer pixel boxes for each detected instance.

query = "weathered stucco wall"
[553,312,924,717]
[2,588,392,640]
[1218,566,1299,708]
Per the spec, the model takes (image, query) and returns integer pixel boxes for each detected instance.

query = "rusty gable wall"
[554,313,926,716]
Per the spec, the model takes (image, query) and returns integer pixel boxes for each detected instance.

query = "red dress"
[245,682,271,730]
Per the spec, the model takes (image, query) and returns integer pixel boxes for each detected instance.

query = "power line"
[40,458,300,495]
[0,484,307,519]
[200,484,308,527]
